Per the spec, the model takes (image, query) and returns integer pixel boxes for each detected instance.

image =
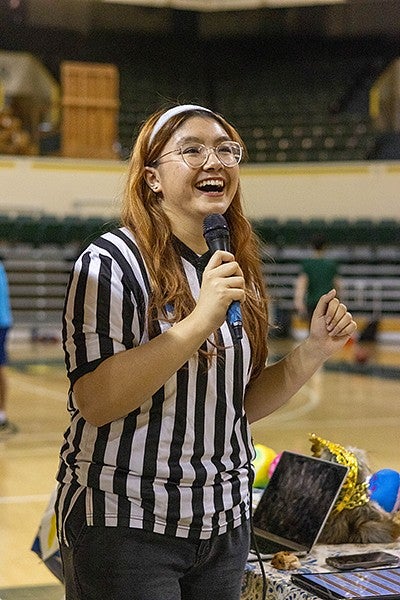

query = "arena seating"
[263,244,400,318]
[252,217,400,247]
[110,34,398,161]
[254,218,400,341]
[3,246,72,334]
[0,27,399,338]
[113,35,397,162]
[1,20,398,162]
[0,215,119,335]
[0,215,398,337]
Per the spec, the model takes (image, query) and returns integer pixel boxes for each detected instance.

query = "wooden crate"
[61,61,119,159]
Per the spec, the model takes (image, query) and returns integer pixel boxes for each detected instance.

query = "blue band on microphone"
[228,301,243,340]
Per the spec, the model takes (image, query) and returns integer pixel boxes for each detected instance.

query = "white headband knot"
[148,104,213,147]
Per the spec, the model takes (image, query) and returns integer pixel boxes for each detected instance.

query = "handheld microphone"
[203,213,243,341]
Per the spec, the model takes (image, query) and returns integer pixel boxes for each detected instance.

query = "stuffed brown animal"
[310,434,400,544]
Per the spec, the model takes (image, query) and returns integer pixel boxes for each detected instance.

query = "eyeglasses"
[151,141,243,168]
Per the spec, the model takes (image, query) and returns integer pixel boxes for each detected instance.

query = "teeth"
[197,179,224,188]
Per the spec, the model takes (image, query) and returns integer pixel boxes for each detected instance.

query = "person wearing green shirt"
[294,234,341,321]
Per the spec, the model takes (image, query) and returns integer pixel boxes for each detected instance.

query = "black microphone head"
[203,213,228,236]
[203,213,230,252]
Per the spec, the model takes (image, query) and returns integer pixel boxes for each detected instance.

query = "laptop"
[250,450,349,558]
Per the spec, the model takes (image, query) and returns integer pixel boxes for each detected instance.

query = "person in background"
[55,104,357,600]
[0,258,15,435]
[294,233,342,322]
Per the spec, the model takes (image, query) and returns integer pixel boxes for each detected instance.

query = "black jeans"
[59,494,250,600]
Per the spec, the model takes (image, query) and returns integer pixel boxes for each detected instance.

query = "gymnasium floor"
[0,334,400,598]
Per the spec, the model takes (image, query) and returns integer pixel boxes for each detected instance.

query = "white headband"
[148,104,213,147]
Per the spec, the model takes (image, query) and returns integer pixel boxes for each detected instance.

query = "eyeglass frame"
[149,140,243,169]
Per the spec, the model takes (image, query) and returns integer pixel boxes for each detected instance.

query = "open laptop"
[250,450,349,558]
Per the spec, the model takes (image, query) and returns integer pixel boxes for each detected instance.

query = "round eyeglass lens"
[180,144,206,167]
[216,142,242,166]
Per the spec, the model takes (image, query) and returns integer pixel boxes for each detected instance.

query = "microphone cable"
[248,499,267,600]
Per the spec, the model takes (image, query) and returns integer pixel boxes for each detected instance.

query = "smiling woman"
[53,103,356,600]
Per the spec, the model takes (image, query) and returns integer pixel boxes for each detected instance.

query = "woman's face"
[145,115,240,234]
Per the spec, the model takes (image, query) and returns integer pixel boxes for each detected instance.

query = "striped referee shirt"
[56,227,254,543]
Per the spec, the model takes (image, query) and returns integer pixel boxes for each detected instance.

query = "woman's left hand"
[245,289,357,424]
[309,289,357,359]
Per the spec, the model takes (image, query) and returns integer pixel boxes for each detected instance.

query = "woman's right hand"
[195,250,246,332]
[73,251,246,427]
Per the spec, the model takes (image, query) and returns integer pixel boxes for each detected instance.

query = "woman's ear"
[144,167,161,194]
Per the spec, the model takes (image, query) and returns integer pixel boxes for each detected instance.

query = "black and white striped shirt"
[56,227,254,543]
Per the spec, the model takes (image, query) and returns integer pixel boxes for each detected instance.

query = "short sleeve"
[62,243,145,386]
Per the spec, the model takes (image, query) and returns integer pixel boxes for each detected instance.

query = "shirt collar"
[172,236,211,273]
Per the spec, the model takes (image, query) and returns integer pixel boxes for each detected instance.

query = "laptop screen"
[252,451,348,549]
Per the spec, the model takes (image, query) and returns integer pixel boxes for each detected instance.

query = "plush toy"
[252,444,277,488]
[310,433,400,544]
[369,469,400,513]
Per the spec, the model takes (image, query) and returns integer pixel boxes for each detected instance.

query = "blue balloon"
[369,469,400,513]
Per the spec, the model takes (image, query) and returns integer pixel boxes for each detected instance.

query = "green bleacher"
[0,215,397,249]
[0,215,120,249]
[0,215,398,334]
[252,217,400,248]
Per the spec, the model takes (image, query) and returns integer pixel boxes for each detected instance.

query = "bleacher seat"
[378,219,400,245]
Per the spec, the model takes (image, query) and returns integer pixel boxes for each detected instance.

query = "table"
[240,541,400,600]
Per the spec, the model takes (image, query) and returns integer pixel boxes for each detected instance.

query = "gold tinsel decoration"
[309,433,369,513]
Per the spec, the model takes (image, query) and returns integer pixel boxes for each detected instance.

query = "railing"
[1,241,399,340]
[3,246,73,334]
[263,245,400,318]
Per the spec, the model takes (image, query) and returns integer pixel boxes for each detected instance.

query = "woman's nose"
[203,147,223,169]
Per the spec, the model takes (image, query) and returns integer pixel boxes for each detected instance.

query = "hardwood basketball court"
[1,336,399,597]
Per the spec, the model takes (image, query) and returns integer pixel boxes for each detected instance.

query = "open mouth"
[196,179,225,193]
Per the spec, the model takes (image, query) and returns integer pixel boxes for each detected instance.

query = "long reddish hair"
[121,106,269,380]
